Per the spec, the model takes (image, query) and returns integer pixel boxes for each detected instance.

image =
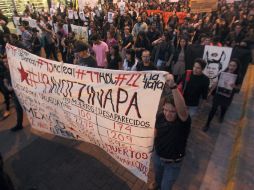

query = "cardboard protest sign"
[108,12,114,23]
[203,45,232,86]
[68,10,74,19]
[74,11,79,19]
[60,5,65,13]
[6,44,166,182]
[50,8,55,16]
[78,0,97,9]
[13,17,21,35]
[71,24,88,41]
[217,72,237,97]
[53,23,58,33]
[79,11,85,21]
[63,24,69,35]
[28,19,37,28]
[190,0,218,13]
[13,17,20,26]
[119,1,126,15]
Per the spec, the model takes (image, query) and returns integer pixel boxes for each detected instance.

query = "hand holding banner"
[6,44,166,182]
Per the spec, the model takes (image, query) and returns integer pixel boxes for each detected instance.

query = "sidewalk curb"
[224,65,254,190]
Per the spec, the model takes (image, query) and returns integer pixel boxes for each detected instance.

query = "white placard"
[63,24,69,35]
[79,11,85,21]
[71,24,88,41]
[74,11,79,19]
[217,72,237,97]
[13,17,20,26]
[50,8,55,16]
[108,12,114,23]
[119,2,126,15]
[68,10,74,19]
[203,45,233,86]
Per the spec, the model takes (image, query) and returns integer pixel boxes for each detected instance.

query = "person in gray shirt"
[19,25,32,51]
[73,41,97,68]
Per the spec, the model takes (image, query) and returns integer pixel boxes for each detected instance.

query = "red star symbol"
[18,63,29,85]
[76,135,81,139]
[69,127,75,131]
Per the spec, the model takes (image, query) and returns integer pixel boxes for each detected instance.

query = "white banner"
[71,24,88,41]
[203,45,232,86]
[6,44,166,182]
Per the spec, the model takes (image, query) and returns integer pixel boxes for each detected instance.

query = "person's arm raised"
[165,73,189,121]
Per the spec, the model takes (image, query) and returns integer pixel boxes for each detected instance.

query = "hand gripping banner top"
[6,44,166,182]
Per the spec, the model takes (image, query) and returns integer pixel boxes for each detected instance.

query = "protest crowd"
[0,0,254,189]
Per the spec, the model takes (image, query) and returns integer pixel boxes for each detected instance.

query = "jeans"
[45,43,59,61]
[13,93,23,127]
[152,151,182,190]
[206,100,228,126]
[188,106,198,117]
[0,80,10,111]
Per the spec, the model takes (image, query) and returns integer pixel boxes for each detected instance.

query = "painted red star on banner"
[18,62,29,85]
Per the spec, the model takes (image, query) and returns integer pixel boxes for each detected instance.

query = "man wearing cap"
[74,41,97,68]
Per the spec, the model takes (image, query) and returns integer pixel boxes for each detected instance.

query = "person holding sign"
[203,59,241,132]
[178,58,209,117]
[153,73,191,190]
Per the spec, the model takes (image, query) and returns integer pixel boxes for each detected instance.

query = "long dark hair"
[225,58,241,75]
[126,49,136,67]
[108,45,121,61]
[135,31,150,48]
[177,38,188,50]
